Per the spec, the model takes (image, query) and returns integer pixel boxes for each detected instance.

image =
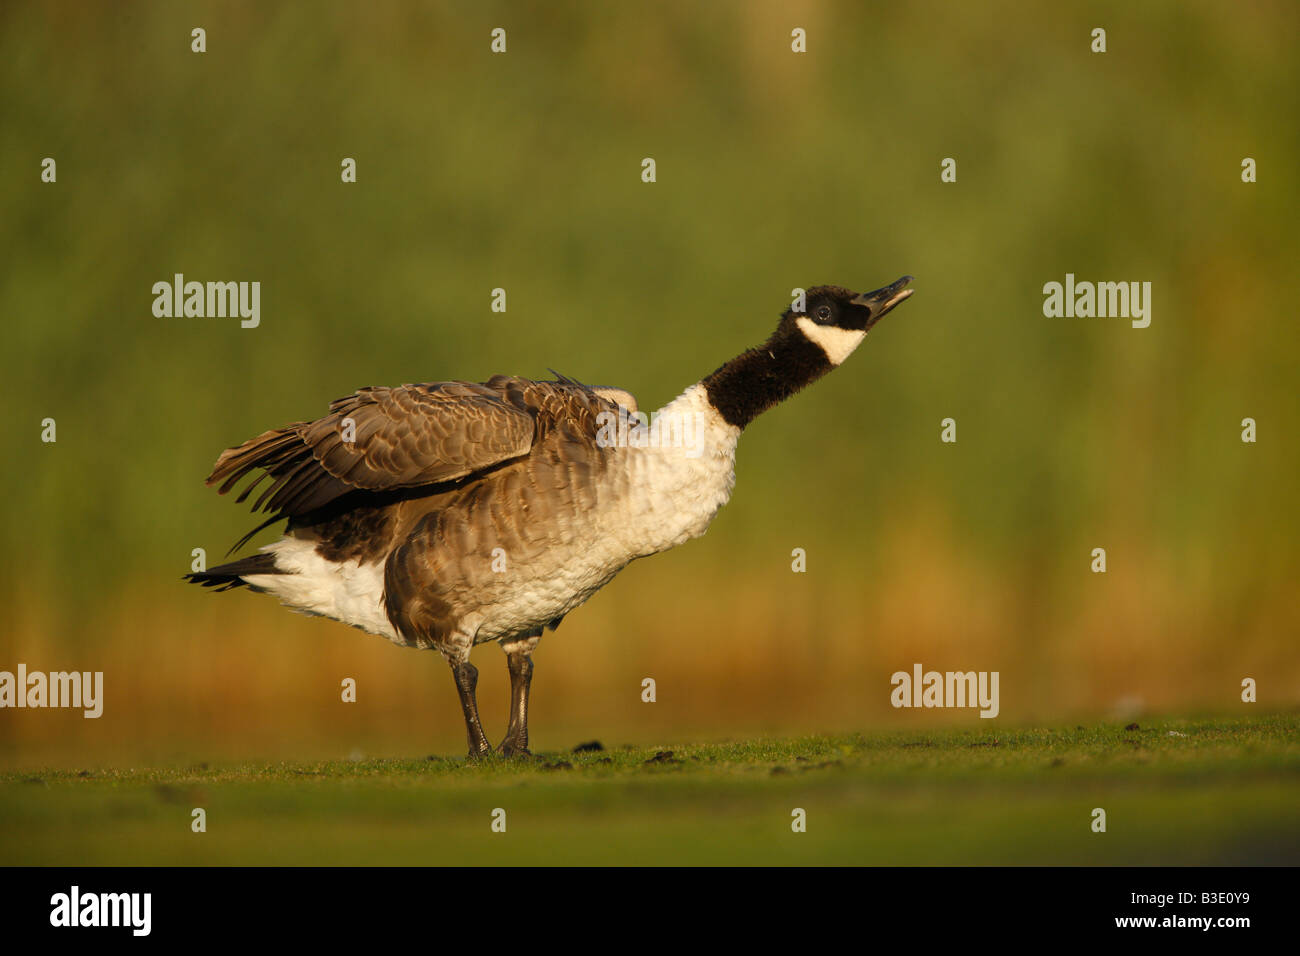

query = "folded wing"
[207,376,640,523]
[208,381,538,518]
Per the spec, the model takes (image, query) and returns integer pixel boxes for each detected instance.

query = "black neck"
[701,320,832,429]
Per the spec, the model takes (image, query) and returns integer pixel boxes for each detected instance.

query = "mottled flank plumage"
[187,277,913,757]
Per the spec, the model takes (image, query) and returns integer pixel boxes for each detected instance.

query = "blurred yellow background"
[2,1,1296,766]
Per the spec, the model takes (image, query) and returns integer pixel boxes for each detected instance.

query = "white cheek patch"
[795,317,867,366]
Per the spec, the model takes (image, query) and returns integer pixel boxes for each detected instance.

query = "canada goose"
[187,276,914,757]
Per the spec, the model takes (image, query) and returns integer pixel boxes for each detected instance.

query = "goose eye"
[815,305,832,322]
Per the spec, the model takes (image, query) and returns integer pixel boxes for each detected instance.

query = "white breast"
[456,384,741,643]
[609,383,741,554]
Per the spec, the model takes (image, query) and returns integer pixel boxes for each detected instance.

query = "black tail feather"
[184,552,281,591]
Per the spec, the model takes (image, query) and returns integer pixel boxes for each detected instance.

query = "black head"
[791,276,913,332]
[781,276,913,366]
[702,275,915,429]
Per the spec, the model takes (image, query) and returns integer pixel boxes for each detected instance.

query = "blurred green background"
[1,1,1296,767]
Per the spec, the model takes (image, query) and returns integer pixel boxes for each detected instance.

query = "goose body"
[188,277,913,756]
[239,380,739,652]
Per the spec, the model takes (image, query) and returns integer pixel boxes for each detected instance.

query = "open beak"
[852,275,914,329]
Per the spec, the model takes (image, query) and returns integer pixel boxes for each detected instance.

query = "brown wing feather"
[206,377,639,521]
[207,381,538,517]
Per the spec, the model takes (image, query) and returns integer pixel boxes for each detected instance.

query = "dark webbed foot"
[496,739,540,760]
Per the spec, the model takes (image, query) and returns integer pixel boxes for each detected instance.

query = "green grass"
[3,715,1297,865]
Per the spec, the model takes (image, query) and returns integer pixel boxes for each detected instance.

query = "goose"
[187,276,914,757]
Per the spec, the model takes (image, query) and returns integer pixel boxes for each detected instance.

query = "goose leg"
[450,660,492,759]
[498,639,538,758]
